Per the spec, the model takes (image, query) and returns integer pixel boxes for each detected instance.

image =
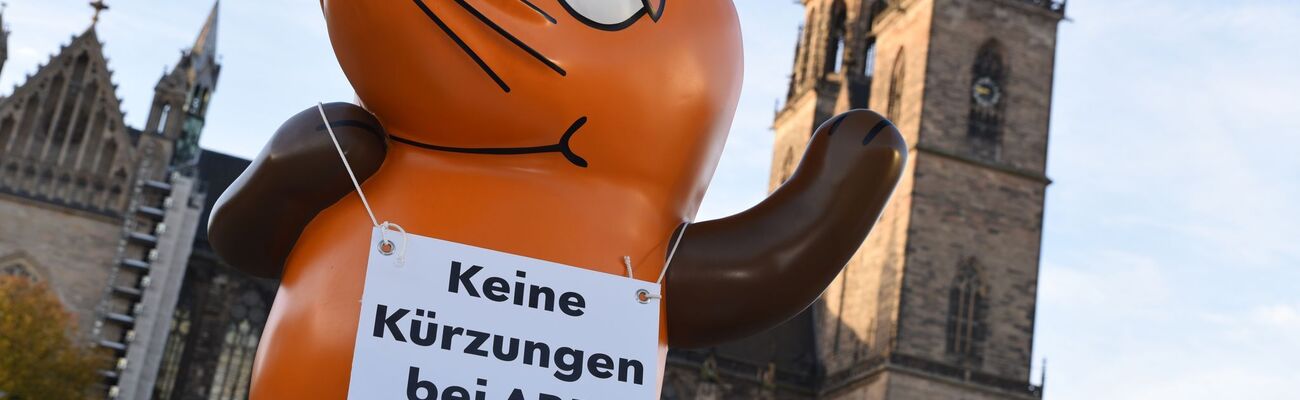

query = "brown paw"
[208,103,387,278]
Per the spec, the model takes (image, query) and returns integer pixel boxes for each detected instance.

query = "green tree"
[0,276,103,399]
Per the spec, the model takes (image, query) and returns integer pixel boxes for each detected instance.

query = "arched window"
[80,110,108,171]
[68,83,98,150]
[863,38,878,78]
[209,320,259,400]
[37,75,67,143]
[968,39,1006,160]
[70,53,91,87]
[15,96,42,155]
[154,309,191,400]
[886,48,906,122]
[0,116,15,154]
[157,104,172,135]
[946,257,988,363]
[832,39,845,74]
[824,0,847,74]
[98,139,118,174]
[55,54,91,147]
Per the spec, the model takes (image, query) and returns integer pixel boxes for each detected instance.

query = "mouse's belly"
[249,179,678,398]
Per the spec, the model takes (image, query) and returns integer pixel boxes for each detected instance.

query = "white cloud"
[1038,2,1300,398]
[1250,304,1300,329]
[1039,251,1171,313]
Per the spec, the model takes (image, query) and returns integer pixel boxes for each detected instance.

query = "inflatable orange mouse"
[209,0,907,397]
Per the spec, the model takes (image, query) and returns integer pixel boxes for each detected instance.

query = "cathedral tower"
[110,6,222,398]
[771,0,1063,398]
[663,1,1063,399]
[145,1,221,171]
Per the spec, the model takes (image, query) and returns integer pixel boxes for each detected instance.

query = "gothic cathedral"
[663,1,1064,399]
[0,3,223,399]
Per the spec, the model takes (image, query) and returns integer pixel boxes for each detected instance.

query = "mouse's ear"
[642,0,665,21]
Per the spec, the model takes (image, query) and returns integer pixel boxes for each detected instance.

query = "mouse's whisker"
[454,0,567,76]
[411,0,511,92]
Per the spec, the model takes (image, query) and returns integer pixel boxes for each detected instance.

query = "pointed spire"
[192,1,218,57]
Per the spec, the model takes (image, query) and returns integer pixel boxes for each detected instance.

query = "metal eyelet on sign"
[378,239,395,256]
[636,289,651,304]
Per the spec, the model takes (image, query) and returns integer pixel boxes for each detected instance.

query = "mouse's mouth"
[388,117,589,168]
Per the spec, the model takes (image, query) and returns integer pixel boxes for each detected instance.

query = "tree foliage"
[0,276,104,399]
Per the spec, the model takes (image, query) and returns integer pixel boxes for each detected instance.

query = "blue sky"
[3,1,1298,398]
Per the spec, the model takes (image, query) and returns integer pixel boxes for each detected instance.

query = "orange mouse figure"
[209,0,907,397]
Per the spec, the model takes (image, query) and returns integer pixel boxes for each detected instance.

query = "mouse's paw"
[208,103,388,278]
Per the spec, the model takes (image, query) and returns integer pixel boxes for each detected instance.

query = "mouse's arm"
[208,103,387,279]
[666,109,908,348]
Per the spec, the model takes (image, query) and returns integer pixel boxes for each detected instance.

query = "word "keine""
[448,261,586,317]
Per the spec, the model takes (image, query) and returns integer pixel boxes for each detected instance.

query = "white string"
[657,223,688,285]
[316,102,406,265]
[317,103,379,228]
[627,223,690,303]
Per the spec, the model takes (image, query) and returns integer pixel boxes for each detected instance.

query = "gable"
[0,28,139,214]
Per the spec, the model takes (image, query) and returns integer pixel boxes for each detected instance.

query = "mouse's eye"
[559,0,661,30]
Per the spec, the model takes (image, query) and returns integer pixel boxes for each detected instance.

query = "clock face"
[972,76,1001,107]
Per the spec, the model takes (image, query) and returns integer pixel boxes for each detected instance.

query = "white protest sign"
[347,228,663,400]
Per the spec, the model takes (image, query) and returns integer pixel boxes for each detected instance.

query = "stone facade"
[0,191,121,338]
[665,1,1063,398]
[0,4,221,399]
